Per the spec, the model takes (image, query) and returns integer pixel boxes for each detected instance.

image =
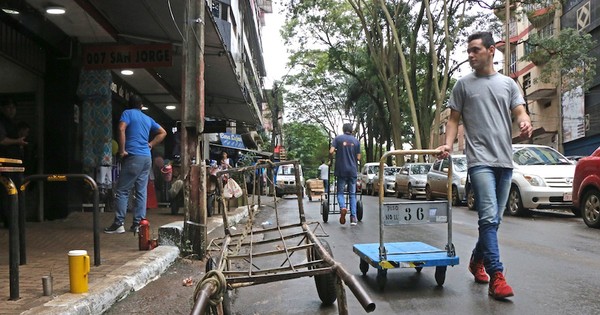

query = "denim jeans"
[336,176,357,217]
[468,166,512,274]
[113,155,152,226]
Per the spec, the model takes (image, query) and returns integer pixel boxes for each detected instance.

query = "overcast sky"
[261,1,290,89]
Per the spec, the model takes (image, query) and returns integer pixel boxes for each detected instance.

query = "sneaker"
[104,222,125,234]
[339,208,347,224]
[130,224,140,233]
[468,254,489,283]
[489,271,514,299]
[350,216,357,226]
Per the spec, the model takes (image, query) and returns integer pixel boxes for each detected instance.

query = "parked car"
[572,146,600,228]
[395,163,432,199]
[506,144,575,216]
[275,164,305,198]
[372,166,401,196]
[426,155,468,206]
[360,162,388,195]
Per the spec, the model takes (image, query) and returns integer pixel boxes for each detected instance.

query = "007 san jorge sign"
[82,44,172,69]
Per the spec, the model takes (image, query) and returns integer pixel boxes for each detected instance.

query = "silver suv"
[426,155,468,206]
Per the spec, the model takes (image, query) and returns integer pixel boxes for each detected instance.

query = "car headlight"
[523,174,545,186]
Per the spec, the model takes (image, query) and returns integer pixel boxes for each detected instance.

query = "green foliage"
[282,122,329,179]
[521,28,597,92]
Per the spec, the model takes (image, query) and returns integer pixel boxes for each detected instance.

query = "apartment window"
[539,23,554,39]
[510,47,517,74]
[211,1,229,21]
[523,73,531,91]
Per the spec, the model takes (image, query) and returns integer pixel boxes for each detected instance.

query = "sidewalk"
[0,204,252,315]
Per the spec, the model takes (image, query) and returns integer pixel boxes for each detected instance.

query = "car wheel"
[372,184,377,196]
[506,186,528,216]
[451,185,460,206]
[396,184,403,198]
[467,187,475,211]
[408,184,416,200]
[582,189,600,228]
[425,184,433,201]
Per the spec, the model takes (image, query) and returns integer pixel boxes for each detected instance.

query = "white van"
[275,164,304,197]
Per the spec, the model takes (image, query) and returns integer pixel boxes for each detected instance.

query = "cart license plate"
[563,192,572,201]
[383,201,448,225]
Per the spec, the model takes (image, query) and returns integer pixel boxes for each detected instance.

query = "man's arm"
[435,109,460,158]
[512,104,532,139]
[118,121,127,157]
[149,126,167,149]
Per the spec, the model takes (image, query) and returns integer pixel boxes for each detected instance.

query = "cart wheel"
[205,256,215,273]
[321,200,329,223]
[312,239,338,305]
[435,266,447,286]
[415,267,423,273]
[359,259,369,276]
[376,269,387,291]
[207,194,215,217]
[356,200,363,222]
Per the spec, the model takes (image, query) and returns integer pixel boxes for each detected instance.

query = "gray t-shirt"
[448,72,525,169]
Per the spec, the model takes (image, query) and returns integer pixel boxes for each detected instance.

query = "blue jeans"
[468,166,512,274]
[113,155,152,226]
[337,176,357,217]
[322,179,329,194]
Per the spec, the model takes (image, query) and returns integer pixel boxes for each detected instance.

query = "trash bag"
[223,178,243,198]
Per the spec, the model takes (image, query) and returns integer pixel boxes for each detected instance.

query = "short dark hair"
[128,94,143,109]
[342,123,353,134]
[468,32,495,48]
[1,99,16,107]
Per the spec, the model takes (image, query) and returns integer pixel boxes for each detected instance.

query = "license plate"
[563,192,572,202]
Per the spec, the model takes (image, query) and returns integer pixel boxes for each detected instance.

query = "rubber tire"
[207,194,215,217]
[435,266,447,286]
[425,184,433,201]
[356,200,363,222]
[396,185,403,198]
[467,187,475,211]
[582,189,600,228]
[451,185,460,207]
[321,200,329,223]
[313,239,338,305]
[415,267,423,273]
[506,186,528,216]
[203,257,232,315]
[376,269,387,291]
[408,184,416,200]
[359,259,369,276]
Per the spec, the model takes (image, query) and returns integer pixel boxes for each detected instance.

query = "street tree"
[282,122,330,178]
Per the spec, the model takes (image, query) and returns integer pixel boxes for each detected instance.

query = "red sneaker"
[489,271,514,299]
[339,208,347,224]
[468,255,489,283]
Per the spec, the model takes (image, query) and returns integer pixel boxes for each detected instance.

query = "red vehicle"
[572,147,600,228]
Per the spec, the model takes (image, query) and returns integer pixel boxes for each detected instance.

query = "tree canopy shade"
[282,122,330,179]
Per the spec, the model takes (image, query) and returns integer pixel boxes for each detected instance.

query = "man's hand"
[519,120,533,139]
[435,144,451,159]
[118,151,129,158]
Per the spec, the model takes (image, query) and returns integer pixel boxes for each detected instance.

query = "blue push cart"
[353,150,459,290]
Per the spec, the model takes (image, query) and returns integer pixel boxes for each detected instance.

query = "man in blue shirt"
[330,123,361,226]
[105,95,167,234]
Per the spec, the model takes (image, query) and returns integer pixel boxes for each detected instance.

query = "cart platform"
[353,242,459,269]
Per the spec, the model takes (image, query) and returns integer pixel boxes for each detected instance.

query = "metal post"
[3,176,19,300]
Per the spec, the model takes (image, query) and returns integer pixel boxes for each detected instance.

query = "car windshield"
[384,167,400,176]
[277,166,296,175]
[411,164,431,174]
[453,157,468,172]
[513,147,572,166]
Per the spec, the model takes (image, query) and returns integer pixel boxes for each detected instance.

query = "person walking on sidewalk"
[329,123,361,226]
[436,31,532,300]
[105,95,167,234]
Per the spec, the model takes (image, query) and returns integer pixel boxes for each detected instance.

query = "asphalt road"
[105,193,600,314]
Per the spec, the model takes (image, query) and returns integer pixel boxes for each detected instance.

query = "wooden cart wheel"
[435,266,447,286]
[376,269,387,291]
[356,200,364,222]
[415,267,423,273]
[321,200,329,223]
[312,239,338,305]
[359,258,369,276]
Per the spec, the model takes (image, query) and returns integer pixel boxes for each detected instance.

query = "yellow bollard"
[68,250,90,293]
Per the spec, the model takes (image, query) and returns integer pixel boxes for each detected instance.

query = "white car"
[360,162,387,195]
[372,166,401,196]
[275,164,305,198]
[506,144,575,216]
[395,163,432,199]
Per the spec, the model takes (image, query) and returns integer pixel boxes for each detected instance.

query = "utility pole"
[182,0,206,257]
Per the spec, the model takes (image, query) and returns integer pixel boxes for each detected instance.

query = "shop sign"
[219,133,246,149]
[82,44,173,69]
